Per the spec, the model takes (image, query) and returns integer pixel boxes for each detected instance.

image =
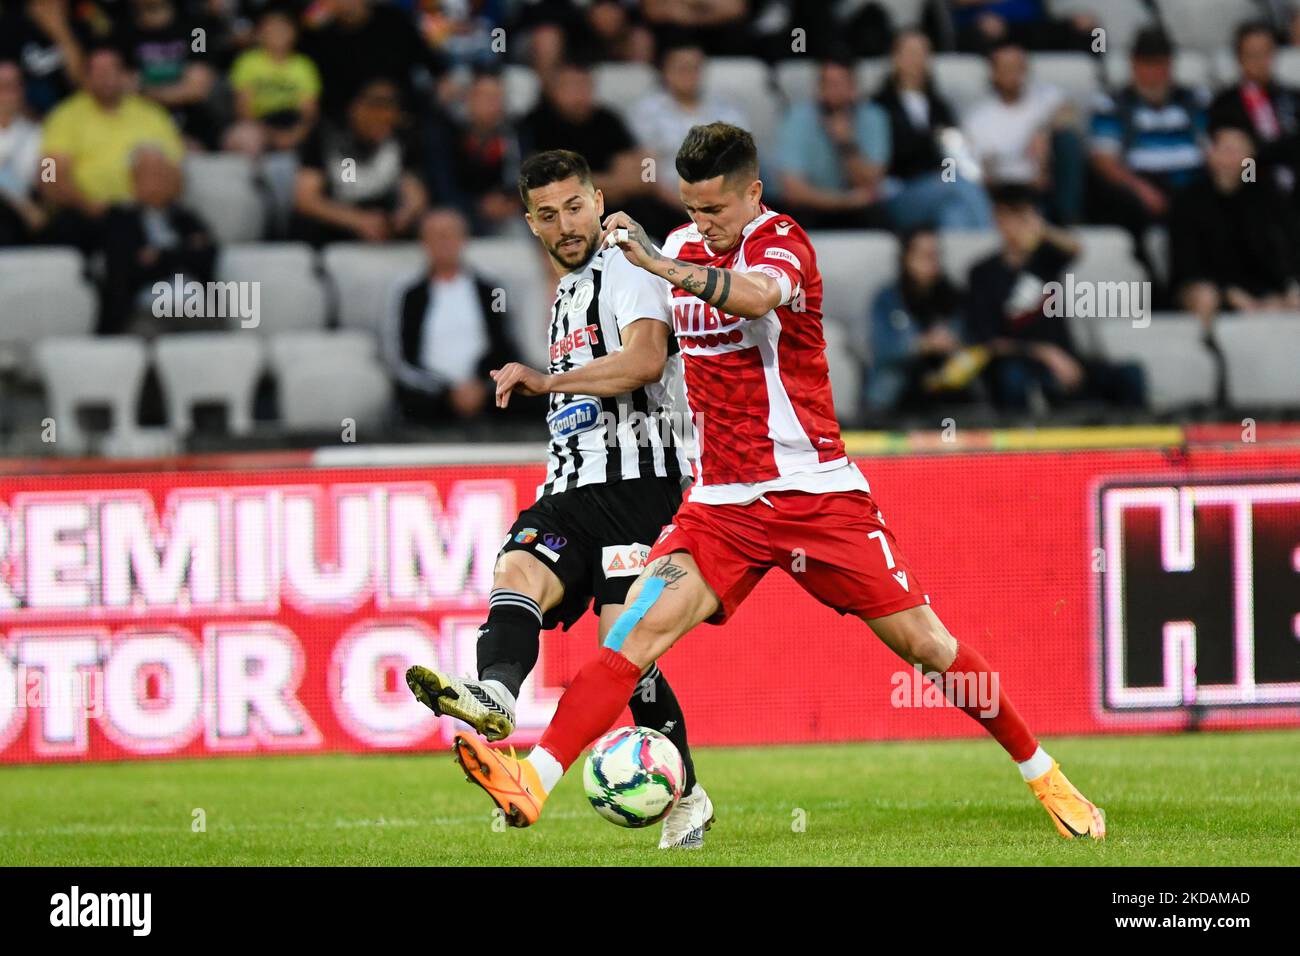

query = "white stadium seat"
[1216,314,1300,409]
[1154,0,1261,55]
[939,230,1002,286]
[1215,46,1300,88]
[0,248,97,353]
[34,336,149,453]
[215,243,328,333]
[1104,49,1212,93]
[462,237,554,370]
[879,0,927,29]
[857,58,892,99]
[323,242,426,335]
[774,59,817,104]
[267,330,377,375]
[822,314,863,423]
[809,231,900,357]
[1028,52,1101,115]
[594,62,658,122]
[1092,313,1219,411]
[705,58,780,156]
[503,64,541,117]
[1055,0,1154,52]
[277,355,393,431]
[153,332,265,436]
[182,153,265,243]
[933,54,995,117]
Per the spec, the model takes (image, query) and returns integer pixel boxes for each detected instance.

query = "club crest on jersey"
[514,528,538,544]
[547,397,602,439]
[565,278,595,319]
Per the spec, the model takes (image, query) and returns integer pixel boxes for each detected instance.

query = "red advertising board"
[2,444,1298,764]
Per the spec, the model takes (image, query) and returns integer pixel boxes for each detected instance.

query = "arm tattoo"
[699,268,718,304]
[665,262,734,310]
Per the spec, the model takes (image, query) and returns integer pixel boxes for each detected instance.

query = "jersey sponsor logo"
[542,533,567,550]
[602,543,651,578]
[546,398,602,439]
[764,246,801,269]
[549,323,601,363]
[671,299,742,334]
[753,263,787,284]
[535,542,562,562]
[514,527,538,544]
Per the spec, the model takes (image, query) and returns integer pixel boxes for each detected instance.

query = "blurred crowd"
[2,0,1299,432]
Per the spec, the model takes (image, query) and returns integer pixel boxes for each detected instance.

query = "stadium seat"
[215,243,328,333]
[939,230,1001,286]
[267,330,377,374]
[705,58,780,155]
[1104,49,1212,93]
[878,0,926,29]
[503,64,540,117]
[1091,313,1219,411]
[277,354,393,432]
[1054,0,1154,52]
[821,315,862,423]
[933,54,995,117]
[1216,314,1300,409]
[153,332,265,436]
[809,231,899,355]
[1214,46,1300,87]
[1154,0,1260,55]
[323,242,426,335]
[774,59,817,104]
[1028,52,1101,114]
[182,153,266,243]
[0,248,97,358]
[34,336,149,453]
[594,62,658,123]
[462,237,553,370]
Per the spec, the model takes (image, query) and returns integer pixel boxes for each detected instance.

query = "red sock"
[538,647,643,769]
[937,642,1038,762]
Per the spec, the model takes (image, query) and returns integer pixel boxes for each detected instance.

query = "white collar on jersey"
[703,206,780,258]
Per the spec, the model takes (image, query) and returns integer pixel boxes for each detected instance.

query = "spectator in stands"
[641,0,752,58]
[1209,21,1300,204]
[291,77,428,245]
[224,5,321,155]
[99,145,216,335]
[773,53,890,229]
[872,29,994,230]
[121,0,219,148]
[384,207,526,425]
[0,59,45,245]
[1087,28,1207,240]
[946,0,1098,54]
[863,228,969,415]
[441,68,522,236]
[963,39,1083,223]
[965,183,1145,411]
[302,0,446,119]
[518,59,678,238]
[1170,125,1300,329]
[0,0,90,116]
[629,38,746,212]
[414,0,514,69]
[584,1,655,63]
[509,0,653,73]
[40,42,184,253]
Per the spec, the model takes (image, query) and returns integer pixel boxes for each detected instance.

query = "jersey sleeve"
[739,226,810,307]
[607,251,672,331]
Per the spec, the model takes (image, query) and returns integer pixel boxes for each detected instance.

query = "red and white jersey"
[660,207,869,505]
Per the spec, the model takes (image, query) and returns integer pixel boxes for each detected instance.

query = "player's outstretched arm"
[600,212,783,320]
[490,319,669,407]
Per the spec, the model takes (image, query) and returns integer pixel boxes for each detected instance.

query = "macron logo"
[775,221,793,236]
[50,886,152,937]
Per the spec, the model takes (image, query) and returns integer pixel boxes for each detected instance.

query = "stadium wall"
[2,441,1299,764]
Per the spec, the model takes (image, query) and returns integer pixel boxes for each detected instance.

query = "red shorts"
[647,489,929,624]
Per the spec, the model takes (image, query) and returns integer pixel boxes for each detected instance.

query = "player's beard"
[548,229,599,272]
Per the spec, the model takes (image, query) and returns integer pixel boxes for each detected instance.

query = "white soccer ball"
[582,726,685,828]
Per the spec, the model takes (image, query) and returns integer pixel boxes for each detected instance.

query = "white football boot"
[658,784,715,850]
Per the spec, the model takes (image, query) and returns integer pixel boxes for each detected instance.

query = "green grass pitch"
[3,730,1298,866]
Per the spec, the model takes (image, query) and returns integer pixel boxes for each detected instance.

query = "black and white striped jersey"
[539,245,692,497]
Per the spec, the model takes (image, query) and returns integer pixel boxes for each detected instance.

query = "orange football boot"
[452,735,549,828]
[1027,760,1107,840]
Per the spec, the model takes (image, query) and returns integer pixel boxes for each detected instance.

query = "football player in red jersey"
[453,123,1106,840]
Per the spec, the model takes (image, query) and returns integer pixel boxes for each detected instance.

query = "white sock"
[1017,746,1054,781]
[528,746,564,792]
[479,679,517,715]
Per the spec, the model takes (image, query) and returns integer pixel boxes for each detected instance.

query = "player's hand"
[490,363,552,408]
[600,212,662,272]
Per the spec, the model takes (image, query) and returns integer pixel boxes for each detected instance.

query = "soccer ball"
[582,726,685,828]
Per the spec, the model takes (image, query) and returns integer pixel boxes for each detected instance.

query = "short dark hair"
[675,122,759,185]
[988,182,1040,210]
[518,149,594,206]
[1132,26,1174,60]
[1234,19,1276,55]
